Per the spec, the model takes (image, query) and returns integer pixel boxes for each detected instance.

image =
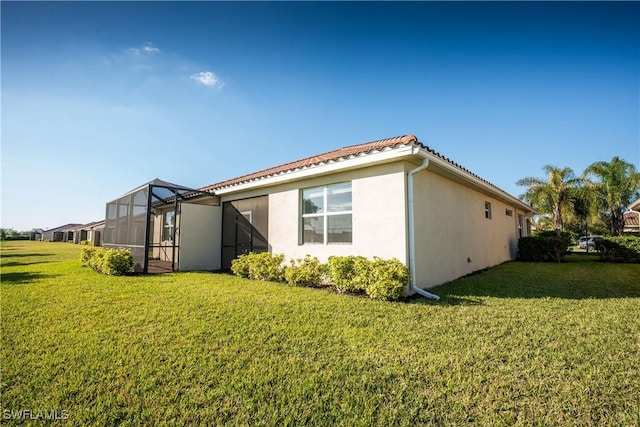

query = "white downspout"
[407,154,441,300]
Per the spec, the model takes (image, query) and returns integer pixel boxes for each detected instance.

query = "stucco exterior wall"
[412,168,528,289]
[221,162,408,264]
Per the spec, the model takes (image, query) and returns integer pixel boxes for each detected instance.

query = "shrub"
[364,258,409,301]
[518,235,569,262]
[80,240,90,246]
[230,254,251,278]
[328,256,408,301]
[231,252,285,282]
[328,256,368,293]
[80,247,133,276]
[284,255,323,287]
[86,249,105,272]
[595,236,640,263]
[100,249,134,275]
[80,246,97,266]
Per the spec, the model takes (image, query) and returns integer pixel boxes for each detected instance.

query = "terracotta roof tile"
[625,211,639,226]
[201,135,418,191]
[200,134,506,197]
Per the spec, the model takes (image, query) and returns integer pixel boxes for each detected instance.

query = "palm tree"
[517,165,582,235]
[584,157,640,235]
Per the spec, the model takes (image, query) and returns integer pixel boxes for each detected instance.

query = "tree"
[517,165,582,235]
[584,156,640,236]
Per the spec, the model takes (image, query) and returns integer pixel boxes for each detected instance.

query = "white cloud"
[143,43,160,53]
[127,43,160,56]
[190,71,223,88]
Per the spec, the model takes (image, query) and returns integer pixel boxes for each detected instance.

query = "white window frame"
[163,210,175,242]
[301,182,352,245]
[484,202,492,219]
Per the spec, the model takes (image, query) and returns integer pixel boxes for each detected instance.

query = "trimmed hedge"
[363,258,409,301]
[327,255,368,293]
[518,234,570,262]
[594,236,640,263]
[231,252,285,282]
[80,247,133,276]
[231,252,409,301]
[284,255,325,287]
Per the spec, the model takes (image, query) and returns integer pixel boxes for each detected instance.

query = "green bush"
[284,255,324,287]
[328,256,368,293]
[364,258,409,301]
[87,249,105,272]
[595,236,640,263]
[328,256,408,301]
[101,249,134,275]
[231,252,285,282]
[80,240,90,246]
[518,235,569,262]
[80,246,97,266]
[232,253,409,301]
[80,247,133,276]
[230,254,251,278]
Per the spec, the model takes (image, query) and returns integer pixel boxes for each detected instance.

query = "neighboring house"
[104,135,534,295]
[86,220,105,246]
[41,223,82,242]
[72,220,105,245]
[30,229,44,241]
[624,198,640,234]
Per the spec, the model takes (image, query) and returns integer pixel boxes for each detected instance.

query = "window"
[517,214,524,238]
[163,210,175,241]
[302,182,352,244]
[484,202,492,219]
[505,209,513,217]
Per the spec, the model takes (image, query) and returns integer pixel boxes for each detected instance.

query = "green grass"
[2,241,639,426]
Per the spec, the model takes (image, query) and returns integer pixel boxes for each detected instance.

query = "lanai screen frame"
[104,179,217,273]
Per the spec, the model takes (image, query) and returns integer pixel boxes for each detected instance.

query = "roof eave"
[212,144,419,195]
[419,148,535,214]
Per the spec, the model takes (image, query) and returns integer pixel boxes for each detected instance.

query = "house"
[623,212,639,234]
[30,229,44,241]
[73,220,105,245]
[624,197,640,234]
[41,223,82,242]
[104,135,534,295]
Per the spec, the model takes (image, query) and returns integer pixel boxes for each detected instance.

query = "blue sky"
[2,1,638,231]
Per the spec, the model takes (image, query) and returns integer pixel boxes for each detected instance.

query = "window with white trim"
[484,202,492,219]
[163,210,175,241]
[301,182,352,244]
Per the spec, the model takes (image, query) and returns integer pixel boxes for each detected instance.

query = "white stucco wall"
[222,162,409,264]
[412,168,528,289]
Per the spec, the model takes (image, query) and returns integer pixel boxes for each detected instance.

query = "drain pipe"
[407,155,441,300]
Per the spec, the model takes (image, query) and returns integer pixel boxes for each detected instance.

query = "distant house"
[623,211,639,234]
[30,229,44,241]
[41,223,82,242]
[73,220,105,245]
[104,135,534,296]
[624,197,640,234]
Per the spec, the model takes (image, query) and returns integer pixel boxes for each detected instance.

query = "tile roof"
[201,135,418,191]
[44,223,83,232]
[201,134,504,194]
[624,211,639,226]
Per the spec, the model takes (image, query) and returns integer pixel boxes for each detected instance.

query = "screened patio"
[103,179,221,273]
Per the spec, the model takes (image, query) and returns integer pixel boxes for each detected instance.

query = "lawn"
[1,241,639,425]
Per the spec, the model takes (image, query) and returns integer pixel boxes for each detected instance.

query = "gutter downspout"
[407,154,441,301]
